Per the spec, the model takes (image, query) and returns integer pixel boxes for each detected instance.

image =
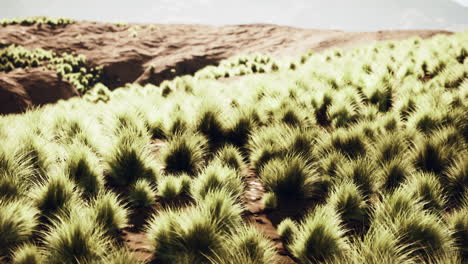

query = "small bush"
[91,191,129,236]
[289,205,347,263]
[128,179,156,208]
[161,133,207,175]
[0,200,39,257]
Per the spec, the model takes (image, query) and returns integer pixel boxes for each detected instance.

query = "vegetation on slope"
[0,30,467,263]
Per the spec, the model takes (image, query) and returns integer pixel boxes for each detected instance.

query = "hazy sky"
[1,0,468,31]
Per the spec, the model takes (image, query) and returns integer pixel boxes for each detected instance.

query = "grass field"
[0,30,467,263]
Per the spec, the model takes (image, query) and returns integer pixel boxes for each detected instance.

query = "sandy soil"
[0,21,451,115]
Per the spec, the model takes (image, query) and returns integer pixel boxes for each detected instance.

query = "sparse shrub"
[225,108,257,147]
[396,211,452,258]
[91,191,129,236]
[373,133,409,163]
[0,200,39,257]
[128,179,156,208]
[157,174,191,204]
[289,205,347,263]
[100,248,144,264]
[161,133,207,175]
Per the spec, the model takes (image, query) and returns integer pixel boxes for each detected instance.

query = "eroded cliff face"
[0,20,450,114]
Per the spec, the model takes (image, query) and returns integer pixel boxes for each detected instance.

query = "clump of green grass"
[261,192,278,211]
[44,210,110,264]
[322,129,368,159]
[411,136,454,175]
[225,108,257,147]
[161,133,208,175]
[328,181,369,234]
[208,225,276,264]
[128,179,157,208]
[0,149,35,201]
[157,175,190,203]
[30,170,79,218]
[0,200,39,257]
[259,155,322,200]
[91,191,129,236]
[106,133,157,186]
[379,157,412,192]
[213,145,246,171]
[447,205,468,260]
[190,161,243,201]
[11,243,44,264]
[146,189,243,263]
[335,157,377,197]
[445,155,468,208]
[195,104,227,146]
[63,144,104,198]
[403,172,447,213]
[277,218,299,246]
[100,248,145,264]
[288,205,348,263]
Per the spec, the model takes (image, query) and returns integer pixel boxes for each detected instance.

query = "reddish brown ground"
[0,21,451,114]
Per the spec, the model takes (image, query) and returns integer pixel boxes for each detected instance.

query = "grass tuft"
[0,200,39,257]
[161,133,207,175]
